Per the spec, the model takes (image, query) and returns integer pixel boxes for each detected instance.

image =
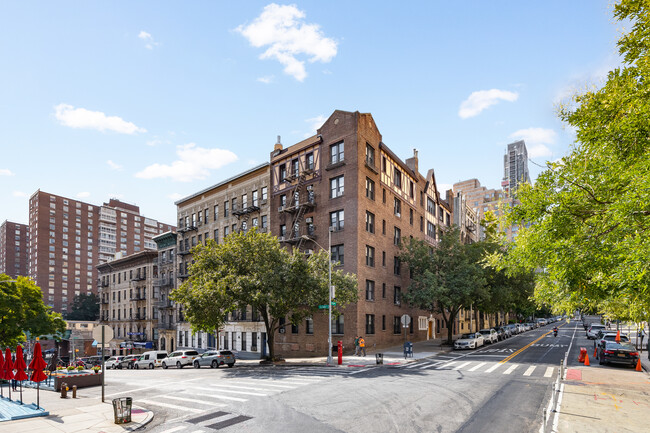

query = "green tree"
[0,274,67,347]
[489,0,650,321]
[65,293,100,321]
[171,228,358,360]
[400,226,486,344]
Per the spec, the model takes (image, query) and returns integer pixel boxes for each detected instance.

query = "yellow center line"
[500,323,566,364]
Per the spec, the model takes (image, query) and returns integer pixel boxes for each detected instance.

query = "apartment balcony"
[100,280,109,288]
[232,204,261,217]
[177,225,197,234]
[156,299,174,309]
[153,278,173,288]
[132,314,147,321]
[157,322,176,330]
[280,194,317,213]
[131,275,146,281]
[101,298,109,305]
[178,273,190,280]
[178,249,191,256]
[130,293,147,301]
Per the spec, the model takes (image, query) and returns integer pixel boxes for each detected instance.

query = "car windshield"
[185,351,199,356]
[461,333,475,339]
[606,342,635,350]
[479,330,490,334]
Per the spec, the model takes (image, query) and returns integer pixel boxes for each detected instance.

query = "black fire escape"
[280,169,316,251]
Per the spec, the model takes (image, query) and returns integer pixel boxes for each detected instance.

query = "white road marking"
[544,367,554,378]
[159,395,226,406]
[468,362,487,372]
[417,361,437,369]
[503,364,519,375]
[436,361,457,370]
[485,363,501,373]
[158,426,186,433]
[453,362,471,370]
[233,381,296,389]
[523,366,536,376]
[138,399,204,413]
[192,392,248,403]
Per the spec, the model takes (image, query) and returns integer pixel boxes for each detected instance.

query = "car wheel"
[118,365,122,369]
[112,365,116,369]
[177,361,182,369]
[162,362,168,369]
[149,363,154,369]
[194,361,200,369]
[227,363,234,368]
[211,360,218,369]
[135,364,139,369]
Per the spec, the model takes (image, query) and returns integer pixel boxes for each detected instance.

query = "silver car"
[162,350,200,369]
[192,350,236,369]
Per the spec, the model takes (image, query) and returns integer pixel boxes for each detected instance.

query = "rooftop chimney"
[274,135,283,153]
[405,148,419,173]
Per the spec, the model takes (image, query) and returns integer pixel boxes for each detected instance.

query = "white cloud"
[459,89,519,119]
[55,104,146,134]
[167,193,184,201]
[257,76,274,84]
[236,4,338,82]
[437,183,453,194]
[304,115,326,137]
[0,169,14,176]
[146,137,169,147]
[509,127,557,158]
[135,143,238,182]
[138,30,159,49]
[13,191,27,197]
[76,192,90,198]
[107,160,123,171]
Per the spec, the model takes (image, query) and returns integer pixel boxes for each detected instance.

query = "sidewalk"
[1,385,153,433]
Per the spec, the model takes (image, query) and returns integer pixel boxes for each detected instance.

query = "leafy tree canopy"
[0,274,67,346]
[488,0,650,321]
[171,228,357,360]
[65,293,100,321]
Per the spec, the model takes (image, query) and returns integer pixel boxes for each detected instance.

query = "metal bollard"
[60,382,67,399]
[543,408,547,433]
[72,385,77,399]
[560,359,564,381]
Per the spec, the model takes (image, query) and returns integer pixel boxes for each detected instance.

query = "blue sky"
[0,1,621,225]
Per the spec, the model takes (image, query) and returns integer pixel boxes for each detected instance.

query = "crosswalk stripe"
[503,364,518,375]
[523,366,536,376]
[468,362,486,372]
[158,427,185,433]
[192,392,248,402]
[159,395,226,406]
[544,367,554,377]
[436,361,457,370]
[137,399,204,413]
[405,362,421,369]
[417,361,436,369]
[485,363,501,373]
[233,381,296,389]
[191,387,268,397]
[453,362,471,370]
[193,384,278,393]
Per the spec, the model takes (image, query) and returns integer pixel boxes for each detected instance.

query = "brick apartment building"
[0,220,29,278]
[269,110,455,356]
[97,250,159,355]
[175,163,271,356]
[28,190,174,313]
[153,231,178,353]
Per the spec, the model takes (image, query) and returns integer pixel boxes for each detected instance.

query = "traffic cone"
[584,353,590,366]
[636,358,643,372]
[615,330,621,343]
[593,347,597,358]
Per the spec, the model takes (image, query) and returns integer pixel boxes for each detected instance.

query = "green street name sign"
[318,302,337,309]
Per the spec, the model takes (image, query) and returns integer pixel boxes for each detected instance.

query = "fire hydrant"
[60,382,67,398]
[337,341,343,365]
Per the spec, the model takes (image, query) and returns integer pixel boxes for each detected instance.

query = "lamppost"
[302,226,334,365]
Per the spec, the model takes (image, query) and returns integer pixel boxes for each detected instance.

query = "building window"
[394,198,401,217]
[279,164,287,182]
[330,141,344,164]
[332,315,344,335]
[382,219,386,235]
[261,215,268,229]
[306,317,314,335]
[331,244,344,265]
[365,143,375,168]
[394,227,401,246]
[393,316,401,334]
[213,229,219,244]
[280,224,287,237]
[365,280,375,300]
[365,245,375,267]
[394,257,401,275]
[366,314,375,335]
[410,181,414,199]
[409,208,413,225]
[291,323,299,334]
[330,210,344,231]
[394,286,401,305]
[427,197,436,215]
[261,186,268,201]
[252,190,259,207]
[382,251,386,267]
[365,211,375,234]
[214,205,219,221]
[420,216,424,232]
[365,178,375,200]
[241,194,248,209]
[427,221,435,239]
[224,201,229,217]
[382,188,386,204]
[224,226,229,237]
[306,152,314,170]
[382,282,386,298]
[291,159,299,177]
[394,168,402,188]
[382,315,386,331]
[330,175,344,198]
[280,194,287,207]
[382,156,387,173]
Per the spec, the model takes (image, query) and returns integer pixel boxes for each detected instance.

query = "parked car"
[134,351,169,369]
[479,329,498,344]
[162,350,200,369]
[495,327,508,340]
[105,356,124,369]
[454,333,485,350]
[595,332,630,355]
[527,322,538,329]
[117,354,139,369]
[537,318,548,327]
[587,324,607,339]
[598,341,639,367]
[193,350,236,368]
[505,324,518,335]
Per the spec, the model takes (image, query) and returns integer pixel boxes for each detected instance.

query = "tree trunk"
[443,309,458,345]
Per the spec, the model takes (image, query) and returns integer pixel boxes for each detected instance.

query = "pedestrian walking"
[359,336,366,357]
[638,326,646,351]
[353,336,360,356]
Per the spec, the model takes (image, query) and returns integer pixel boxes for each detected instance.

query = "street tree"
[400,226,486,344]
[488,0,650,321]
[0,275,67,347]
[65,293,100,321]
[171,228,358,360]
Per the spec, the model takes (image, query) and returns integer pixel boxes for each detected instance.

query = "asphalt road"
[79,324,574,433]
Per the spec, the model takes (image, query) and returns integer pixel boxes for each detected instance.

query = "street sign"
[401,314,411,327]
[92,325,114,343]
[318,303,337,309]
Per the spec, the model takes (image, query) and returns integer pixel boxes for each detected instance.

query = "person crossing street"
[359,336,366,357]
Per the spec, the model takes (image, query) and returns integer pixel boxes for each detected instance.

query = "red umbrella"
[4,348,14,401]
[0,349,4,398]
[14,345,28,405]
[28,342,48,410]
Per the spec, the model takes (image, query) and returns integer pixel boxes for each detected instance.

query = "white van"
[134,350,168,369]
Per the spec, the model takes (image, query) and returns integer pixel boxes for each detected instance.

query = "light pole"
[302,227,334,365]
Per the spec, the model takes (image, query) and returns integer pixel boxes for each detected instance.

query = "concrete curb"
[123,405,154,432]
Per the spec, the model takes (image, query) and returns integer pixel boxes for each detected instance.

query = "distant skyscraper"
[502,140,530,195]
[0,220,29,278]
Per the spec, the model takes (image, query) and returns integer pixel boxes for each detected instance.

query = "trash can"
[375,353,383,365]
[403,342,413,358]
[112,397,133,424]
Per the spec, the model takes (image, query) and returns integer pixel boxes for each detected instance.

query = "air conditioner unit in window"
[278,206,284,212]
[305,217,313,224]
[305,249,314,255]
